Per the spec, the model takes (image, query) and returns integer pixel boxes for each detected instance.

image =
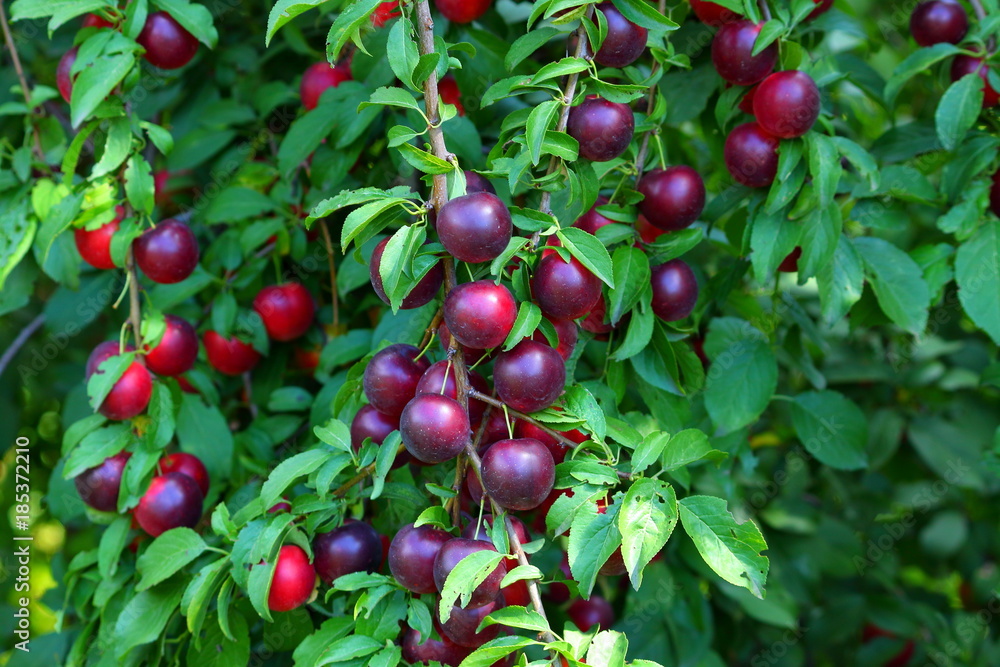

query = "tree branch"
[0,313,45,380]
[318,220,340,328]
[332,443,407,498]
[413,0,556,643]
[469,389,580,449]
[0,1,44,161]
[125,246,144,353]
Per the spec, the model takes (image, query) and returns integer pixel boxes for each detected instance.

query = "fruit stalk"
[0,0,43,160]
[414,0,557,644]
[125,245,144,352]
[318,220,340,328]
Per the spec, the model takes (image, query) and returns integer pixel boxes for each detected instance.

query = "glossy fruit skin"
[599,548,627,576]
[481,438,556,511]
[363,344,430,417]
[724,121,780,188]
[990,171,1000,217]
[443,280,518,349]
[83,13,115,29]
[567,97,635,162]
[157,452,209,496]
[778,247,802,273]
[267,545,316,612]
[650,259,699,322]
[203,331,261,375]
[435,0,491,23]
[416,361,490,424]
[951,56,1000,107]
[532,253,603,321]
[433,538,506,608]
[401,628,471,666]
[440,596,505,647]
[689,0,742,25]
[300,62,352,111]
[389,523,453,594]
[57,47,78,104]
[439,75,465,115]
[533,317,579,361]
[493,340,566,413]
[134,219,199,284]
[593,2,648,68]
[568,595,615,631]
[75,452,130,512]
[253,283,315,342]
[465,171,496,195]
[400,393,471,463]
[910,0,968,46]
[438,321,486,365]
[350,404,400,450]
[314,522,383,585]
[638,167,706,231]
[88,345,152,420]
[370,237,443,309]
[753,70,821,139]
[144,315,198,376]
[711,20,778,86]
[134,472,204,537]
[436,192,513,264]
[515,420,586,464]
[74,206,124,269]
[573,197,614,235]
[371,1,402,27]
[137,12,199,70]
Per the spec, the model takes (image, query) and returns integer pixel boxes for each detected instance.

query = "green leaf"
[557,227,615,288]
[807,133,841,205]
[91,117,132,179]
[326,0,383,60]
[176,395,234,480]
[112,578,185,657]
[204,187,277,223]
[505,27,561,71]
[884,43,962,106]
[630,431,669,474]
[314,419,353,454]
[610,0,679,30]
[853,236,930,334]
[362,86,422,113]
[567,500,621,598]
[148,1,210,45]
[86,352,135,413]
[480,606,550,633]
[608,246,649,324]
[98,516,132,578]
[316,634,384,665]
[437,550,507,623]
[186,610,249,665]
[266,0,327,46]
[750,207,800,282]
[526,99,560,166]
[137,528,207,590]
[261,448,332,509]
[387,17,419,90]
[936,74,985,151]
[703,319,777,433]
[503,301,543,351]
[660,429,727,471]
[798,201,842,280]
[816,234,864,326]
[618,479,678,588]
[678,495,769,598]
[789,390,868,470]
[955,219,1000,345]
[181,557,229,636]
[0,198,35,291]
[397,142,454,174]
[124,154,155,215]
[752,18,785,56]
[370,431,401,500]
[70,53,134,127]
[64,424,132,479]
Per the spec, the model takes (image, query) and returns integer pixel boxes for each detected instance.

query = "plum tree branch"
[413,0,556,644]
[318,220,340,328]
[469,389,579,448]
[0,1,44,162]
[0,313,45,380]
[332,443,408,498]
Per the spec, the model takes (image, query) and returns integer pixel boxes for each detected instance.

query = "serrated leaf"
[137,528,207,590]
[618,479,677,588]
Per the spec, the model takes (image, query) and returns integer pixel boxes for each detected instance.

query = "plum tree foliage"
[1,0,1000,665]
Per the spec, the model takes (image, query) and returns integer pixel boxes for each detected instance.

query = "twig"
[125,247,144,353]
[535,6,595,231]
[469,389,580,449]
[414,0,556,644]
[418,307,444,351]
[242,372,258,419]
[332,443,407,497]
[318,220,340,328]
[969,0,986,21]
[634,0,668,175]
[758,0,772,21]
[0,1,44,161]
[0,314,45,380]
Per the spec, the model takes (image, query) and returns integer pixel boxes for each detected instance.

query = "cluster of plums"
[909,0,998,107]
[76,450,208,537]
[57,11,200,103]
